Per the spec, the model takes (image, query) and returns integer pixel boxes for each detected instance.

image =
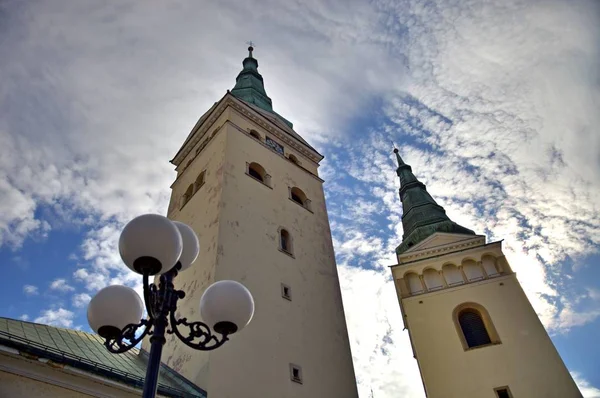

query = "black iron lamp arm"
[104,318,153,354]
[102,263,229,354]
[167,299,230,351]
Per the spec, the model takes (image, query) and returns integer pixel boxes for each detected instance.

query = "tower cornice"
[171,93,323,167]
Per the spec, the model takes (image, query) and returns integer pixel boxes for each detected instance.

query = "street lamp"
[87,214,254,398]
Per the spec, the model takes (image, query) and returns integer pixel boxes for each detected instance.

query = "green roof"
[231,46,294,129]
[393,149,475,254]
[0,317,206,398]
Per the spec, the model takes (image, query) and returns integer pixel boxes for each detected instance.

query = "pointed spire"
[393,149,475,254]
[231,45,271,109]
[230,46,294,128]
[393,147,405,167]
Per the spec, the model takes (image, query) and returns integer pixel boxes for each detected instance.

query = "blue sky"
[1,0,599,396]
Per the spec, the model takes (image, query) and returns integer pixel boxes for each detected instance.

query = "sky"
[1,0,599,396]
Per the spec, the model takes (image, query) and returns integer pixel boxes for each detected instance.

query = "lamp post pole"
[87,215,254,398]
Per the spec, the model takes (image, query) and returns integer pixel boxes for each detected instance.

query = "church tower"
[143,47,358,397]
[390,149,582,398]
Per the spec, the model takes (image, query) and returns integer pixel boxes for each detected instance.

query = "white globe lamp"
[200,280,254,335]
[87,285,144,339]
[172,221,200,272]
[119,214,183,275]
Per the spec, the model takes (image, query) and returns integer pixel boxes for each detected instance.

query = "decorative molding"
[173,94,321,167]
[400,238,486,263]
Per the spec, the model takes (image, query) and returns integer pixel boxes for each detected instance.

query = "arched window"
[194,171,206,193]
[181,184,193,209]
[249,130,261,140]
[482,255,499,277]
[280,229,293,255]
[290,187,311,211]
[463,260,484,281]
[423,268,443,291]
[405,272,423,295]
[247,162,269,185]
[442,264,464,286]
[453,303,500,350]
[458,309,492,348]
[288,154,299,165]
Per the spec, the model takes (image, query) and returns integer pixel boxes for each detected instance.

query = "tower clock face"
[266,136,284,155]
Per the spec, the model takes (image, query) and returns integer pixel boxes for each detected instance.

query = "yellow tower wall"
[147,96,358,398]
[392,235,582,398]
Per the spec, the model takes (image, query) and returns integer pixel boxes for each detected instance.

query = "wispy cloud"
[23,285,39,296]
[1,0,599,396]
[49,278,75,292]
[72,293,91,308]
[34,308,74,328]
[19,314,29,321]
[572,372,600,398]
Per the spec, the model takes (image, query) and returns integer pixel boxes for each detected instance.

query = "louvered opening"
[459,309,491,348]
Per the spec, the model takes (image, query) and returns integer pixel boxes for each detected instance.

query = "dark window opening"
[281,283,291,300]
[495,388,511,398]
[280,229,291,253]
[249,167,263,182]
[291,193,303,205]
[459,309,492,348]
[290,364,302,384]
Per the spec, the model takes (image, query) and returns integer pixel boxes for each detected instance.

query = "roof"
[0,317,206,398]
[230,46,294,129]
[393,149,475,254]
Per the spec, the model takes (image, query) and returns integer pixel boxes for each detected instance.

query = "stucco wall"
[398,245,581,398]
[155,102,357,397]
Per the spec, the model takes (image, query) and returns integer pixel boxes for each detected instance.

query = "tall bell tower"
[143,47,358,397]
[390,149,582,398]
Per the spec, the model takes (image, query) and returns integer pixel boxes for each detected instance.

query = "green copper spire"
[394,148,475,254]
[230,46,294,129]
[231,46,274,112]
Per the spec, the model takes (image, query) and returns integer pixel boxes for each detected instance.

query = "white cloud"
[49,278,75,292]
[23,285,39,296]
[19,314,29,321]
[34,308,75,328]
[72,293,92,308]
[2,1,599,397]
[573,372,600,398]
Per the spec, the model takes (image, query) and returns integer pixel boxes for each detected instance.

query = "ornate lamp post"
[86,214,254,398]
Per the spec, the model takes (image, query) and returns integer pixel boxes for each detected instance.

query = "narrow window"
[180,184,194,209]
[280,229,292,254]
[494,387,512,398]
[194,170,206,193]
[289,364,303,384]
[458,309,492,348]
[281,283,291,300]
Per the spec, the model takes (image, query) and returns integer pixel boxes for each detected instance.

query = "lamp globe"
[119,214,183,275]
[87,285,144,339]
[200,280,254,335]
[172,221,200,272]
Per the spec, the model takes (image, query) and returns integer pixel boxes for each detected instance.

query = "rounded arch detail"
[452,302,501,350]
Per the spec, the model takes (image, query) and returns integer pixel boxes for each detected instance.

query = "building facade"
[141,47,358,397]
[390,149,582,397]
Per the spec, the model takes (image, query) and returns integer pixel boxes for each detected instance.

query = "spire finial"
[392,142,405,167]
[246,41,255,58]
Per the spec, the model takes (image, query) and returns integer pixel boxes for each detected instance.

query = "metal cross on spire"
[246,41,255,57]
